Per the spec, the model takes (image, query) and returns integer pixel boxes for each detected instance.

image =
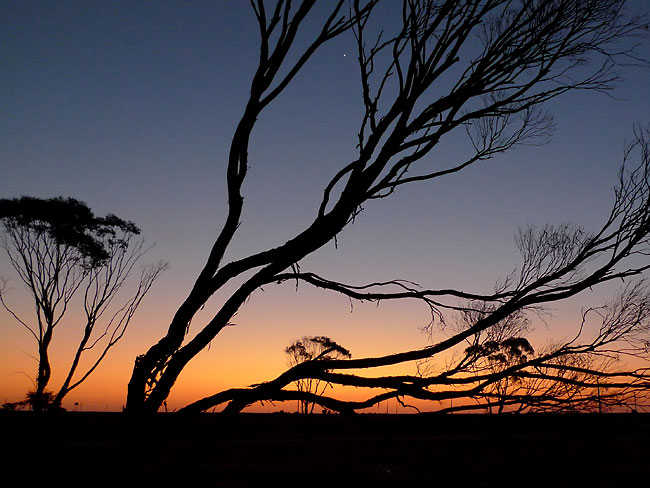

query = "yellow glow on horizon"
[2,278,647,413]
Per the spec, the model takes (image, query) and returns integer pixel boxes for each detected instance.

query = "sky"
[1,1,650,412]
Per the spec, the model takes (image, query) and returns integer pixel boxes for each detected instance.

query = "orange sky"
[0,280,439,411]
[0,275,631,413]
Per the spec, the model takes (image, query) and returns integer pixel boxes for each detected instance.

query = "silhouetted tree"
[0,196,166,411]
[126,0,650,415]
[285,336,351,413]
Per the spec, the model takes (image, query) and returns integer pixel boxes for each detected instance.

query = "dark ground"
[2,411,648,486]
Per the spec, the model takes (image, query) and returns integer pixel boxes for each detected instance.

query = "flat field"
[2,412,648,486]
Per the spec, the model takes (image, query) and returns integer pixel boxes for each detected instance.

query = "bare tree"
[0,196,166,411]
[126,0,650,415]
[180,131,650,415]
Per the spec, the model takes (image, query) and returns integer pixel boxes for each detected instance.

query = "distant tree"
[0,196,166,411]
[126,0,650,415]
[285,336,351,413]
[464,338,536,414]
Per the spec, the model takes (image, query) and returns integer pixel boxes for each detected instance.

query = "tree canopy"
[0,196,140,268]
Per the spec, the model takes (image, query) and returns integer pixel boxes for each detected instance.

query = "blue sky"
[1,1,650,410]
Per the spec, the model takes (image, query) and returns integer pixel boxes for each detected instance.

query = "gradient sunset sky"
[1,1,650,412]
